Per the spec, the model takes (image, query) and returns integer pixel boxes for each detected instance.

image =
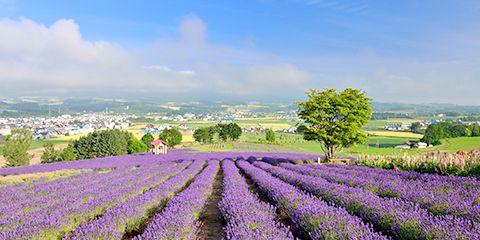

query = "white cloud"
[0,16,313,98]
[0,17,201,93]
[197,63,311,94]
[4,14,478,104]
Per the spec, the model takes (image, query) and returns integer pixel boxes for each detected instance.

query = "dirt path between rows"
[237,161,303,240]
[197,166,224,240]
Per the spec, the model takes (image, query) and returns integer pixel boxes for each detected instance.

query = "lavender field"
[1,151,480,239]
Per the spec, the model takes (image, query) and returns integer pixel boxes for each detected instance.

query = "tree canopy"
[141,132,155,150]
[193,126,216,144]
[298,88,372,160]
[127,138,147,154]
[3,128,34,167]
[218,123,242,141]
[193,123,242,144]
[159,128,182,148]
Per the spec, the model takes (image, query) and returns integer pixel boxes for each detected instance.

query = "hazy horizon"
[1,1,479,104]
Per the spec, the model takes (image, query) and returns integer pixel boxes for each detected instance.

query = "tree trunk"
[325,145,336,162]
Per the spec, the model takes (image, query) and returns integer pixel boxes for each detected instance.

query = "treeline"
[2,128,183,167]
[41,129,148,163]
[193,123,241,143]
[69,128,182,160]
[421,122,480,145]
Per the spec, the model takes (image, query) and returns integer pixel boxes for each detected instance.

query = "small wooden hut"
[151,139,168,155]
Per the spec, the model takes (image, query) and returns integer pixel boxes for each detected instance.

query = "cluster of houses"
[384,119,444,131]
[0,114,133,139]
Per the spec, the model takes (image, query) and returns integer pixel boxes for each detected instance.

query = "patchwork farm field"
[1,151,480,239]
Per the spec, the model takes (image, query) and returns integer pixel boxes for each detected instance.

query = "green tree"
[193,128,205,143]
[227,123,242,141]
[410,122,422,133]
[193,127,215,144]
[3,129,34,167]
[41,142,61,163]
[266,129,275,143]
[471,125,480,137]
[298,88,372,161]
[60,144,77,161]
[159,128,182,148]
[127,138,147,154]
[217,124,229,142]
[141,132,155,150]
[217,123,242,141]
[421,122,452,145]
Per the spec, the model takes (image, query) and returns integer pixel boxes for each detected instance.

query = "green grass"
[431,137,480,152]
[365,136,413,148]
[0,139,69,156]
[188,142,236,152]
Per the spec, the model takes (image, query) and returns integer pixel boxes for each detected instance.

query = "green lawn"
[0,139,70,156]
[431,137,480,152]
[187,142,236,152]
[365,136,413,148]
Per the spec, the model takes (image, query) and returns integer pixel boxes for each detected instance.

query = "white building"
[395,144,411,149]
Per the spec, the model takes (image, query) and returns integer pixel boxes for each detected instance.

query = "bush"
[266,129,275,143]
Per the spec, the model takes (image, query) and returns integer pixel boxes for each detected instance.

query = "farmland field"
[1,151,480,239]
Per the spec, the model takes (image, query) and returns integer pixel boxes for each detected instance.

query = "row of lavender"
[236,160,387,239]
[253,161,480,239]
[0,161,190,239]
[301,163,480,222]
[0,151,320,176]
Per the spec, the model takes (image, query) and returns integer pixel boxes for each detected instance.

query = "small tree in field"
[3,129,34,167]
[159,128,182,148]
[266,129,275,143]
[297,88,372,161]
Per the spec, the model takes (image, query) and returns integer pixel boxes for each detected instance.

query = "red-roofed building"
[151,139,168,155]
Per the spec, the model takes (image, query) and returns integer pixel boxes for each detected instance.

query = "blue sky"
[0,0,479,103]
